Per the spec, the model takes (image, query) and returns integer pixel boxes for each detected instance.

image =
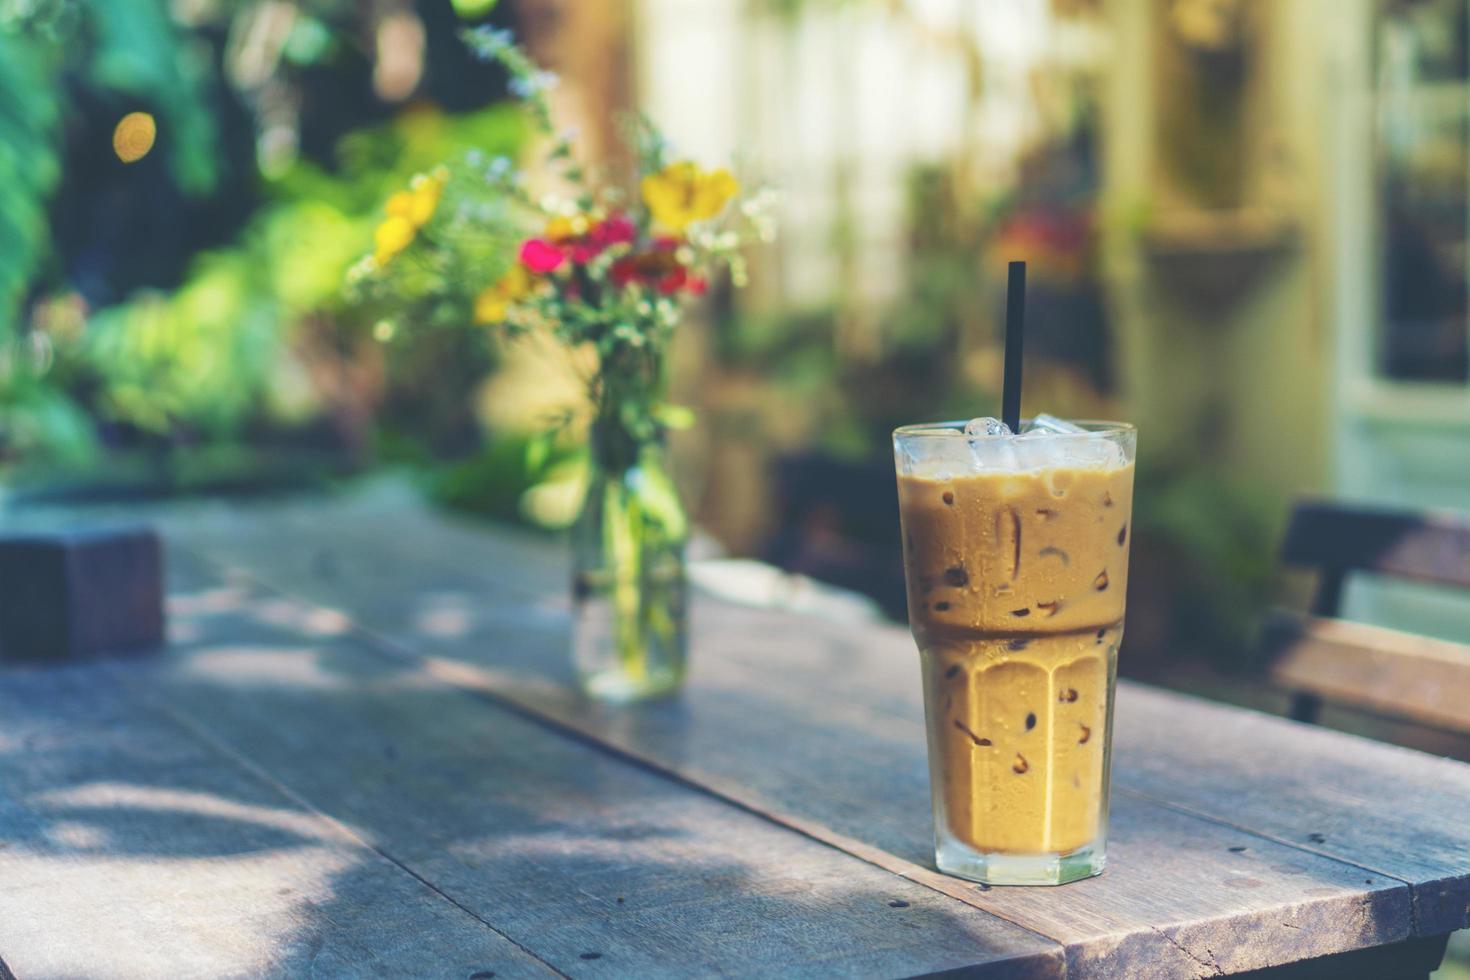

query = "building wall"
[1103,0,1334,512]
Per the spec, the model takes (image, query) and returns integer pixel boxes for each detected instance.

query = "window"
[1375,0,1470,383]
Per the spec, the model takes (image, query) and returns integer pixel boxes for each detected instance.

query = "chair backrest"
[1269,500,1470,735]
[1280,500,1470,614]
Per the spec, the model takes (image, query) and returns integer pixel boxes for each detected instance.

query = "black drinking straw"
[1001,260,1026,433]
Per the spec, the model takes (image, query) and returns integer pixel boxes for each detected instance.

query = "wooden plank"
[1281,500,1470,590]
[1112,684,1470,937]
[1264,611,1470,734]
[399,608,1421,978]
[151,501,1435,979]
[128,547,1065,979]
[0,664,556,979]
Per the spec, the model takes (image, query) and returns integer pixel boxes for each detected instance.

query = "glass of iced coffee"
[894,417,1136,885]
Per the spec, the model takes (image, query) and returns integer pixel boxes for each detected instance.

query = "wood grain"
[0,663,557,980]
[1264,611,1470,734]
[145,496,1456,978]
[123,548,1064,979]
[1113,684,1470,937]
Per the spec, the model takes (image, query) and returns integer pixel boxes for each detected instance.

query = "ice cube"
[1012,435,1070,470]
[964,416,1012,437]
[1011,415,1125,469]
[961,418,1017,470]
[1023,414,1087,435]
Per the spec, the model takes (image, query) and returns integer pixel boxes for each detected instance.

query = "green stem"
[602,477,647,681]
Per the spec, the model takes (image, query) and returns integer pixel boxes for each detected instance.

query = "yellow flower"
[407,172,443,226]
[474,265,534,324]
[543,213,591,241]
[640,162,738,232]
[374,171,446,265]
[385,191,416,221]
[474,288,510,325]
[374,216,416,264]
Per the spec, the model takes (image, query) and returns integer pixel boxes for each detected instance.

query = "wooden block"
[0,527,164,662]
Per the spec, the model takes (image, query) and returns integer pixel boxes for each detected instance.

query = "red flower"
[656,266,687,295]
[610,256,640,287]
[557,214,639,265]
[595,213,636,247]
[520,238,566,274]
[609,235,705,296]
[569,241,603,265]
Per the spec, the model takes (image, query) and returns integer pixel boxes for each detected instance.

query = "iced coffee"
[894,418,1136,885]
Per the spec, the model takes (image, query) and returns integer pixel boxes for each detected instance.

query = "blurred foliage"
[0,356,97,465]
[0,0,220,331]
[430,429,586,529]
[0,0,521,476]
[709,164,1010,461]
[81,0,220,194]
[76,106,522,454]
[0,33,62,330]
[1134,456,1279,670]
[84,251,287,437]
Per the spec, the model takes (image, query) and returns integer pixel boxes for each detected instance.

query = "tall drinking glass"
[894,420,1136,885]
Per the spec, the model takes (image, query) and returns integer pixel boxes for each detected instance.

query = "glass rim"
[893,419,1135,442]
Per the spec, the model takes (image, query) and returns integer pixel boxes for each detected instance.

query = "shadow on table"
[0,605,1050,978]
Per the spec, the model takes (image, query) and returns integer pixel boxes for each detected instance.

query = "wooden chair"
[1264,500,1470,734]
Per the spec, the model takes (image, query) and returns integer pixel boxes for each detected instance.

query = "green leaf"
[653,403,695,430]
[0,31,62,333]
[630,461,688,540]
[524,428,553,473]
[452,0,501,20]
[283,16,335,65]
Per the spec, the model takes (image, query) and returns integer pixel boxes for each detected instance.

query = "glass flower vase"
[571,432,689,702]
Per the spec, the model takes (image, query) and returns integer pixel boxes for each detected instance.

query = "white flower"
[465,26,515,59]
[509,69,559,98]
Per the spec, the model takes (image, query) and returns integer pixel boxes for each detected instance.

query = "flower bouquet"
[353,28,775,701]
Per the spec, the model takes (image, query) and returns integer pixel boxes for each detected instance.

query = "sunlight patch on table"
[31,782,364,845]
[42,820,112,850]
[249,596,354,636]
[181,645,349,690]
[0,847,353,979]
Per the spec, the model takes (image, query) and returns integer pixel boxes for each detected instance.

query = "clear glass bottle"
[571,424,689,702]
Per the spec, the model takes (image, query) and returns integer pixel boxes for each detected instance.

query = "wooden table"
[3,490,1469,979]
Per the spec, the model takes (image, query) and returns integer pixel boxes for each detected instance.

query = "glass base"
[936,837,1105,886]
[579,665,684,703]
